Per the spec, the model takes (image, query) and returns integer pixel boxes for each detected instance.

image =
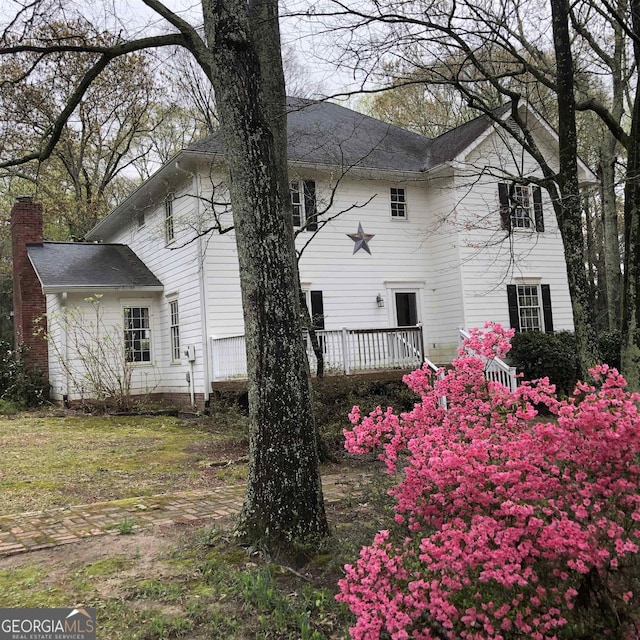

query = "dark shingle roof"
[187,97,498,173]
[428,104,511,165]
[27,242,163,290]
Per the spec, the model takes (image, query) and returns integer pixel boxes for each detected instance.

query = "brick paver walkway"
[0,472,371,558]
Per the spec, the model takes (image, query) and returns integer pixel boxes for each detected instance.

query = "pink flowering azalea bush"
[337,323,640,639]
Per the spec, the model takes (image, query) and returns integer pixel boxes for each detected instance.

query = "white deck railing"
[458,328,518,392]
[210,326,424,382]
[210,334,247,381]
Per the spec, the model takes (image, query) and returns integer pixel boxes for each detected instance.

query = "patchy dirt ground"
[0,493,392,639]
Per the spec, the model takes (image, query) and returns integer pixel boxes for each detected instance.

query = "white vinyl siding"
[108,179,206,396]
[457,122,573,334]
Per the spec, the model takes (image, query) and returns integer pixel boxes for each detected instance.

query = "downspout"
[194,172,212,413]
[61,291,70,408]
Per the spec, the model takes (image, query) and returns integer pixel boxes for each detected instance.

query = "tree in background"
[0,19,174,239]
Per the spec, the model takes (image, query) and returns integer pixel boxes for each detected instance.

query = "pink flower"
[340,326,640,639]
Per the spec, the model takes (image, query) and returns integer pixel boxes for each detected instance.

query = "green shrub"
[598,330,621,369]
[508,330,579,396]
[313,374,418,453]
[0,342,48,407]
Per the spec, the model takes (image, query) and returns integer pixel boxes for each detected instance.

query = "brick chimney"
[11,197,48,378]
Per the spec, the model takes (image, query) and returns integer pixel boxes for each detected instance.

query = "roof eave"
[288,159,449,181]
[85,150,213,241]
[43,285,165,295]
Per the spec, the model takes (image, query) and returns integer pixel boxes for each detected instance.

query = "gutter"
[41,285,165,295]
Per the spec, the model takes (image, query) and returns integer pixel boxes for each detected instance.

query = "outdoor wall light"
[376,293,385,308]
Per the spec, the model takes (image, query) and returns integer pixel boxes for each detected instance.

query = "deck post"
[210,336,219,383]
[341,327,350,375]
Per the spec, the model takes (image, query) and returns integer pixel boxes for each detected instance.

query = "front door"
[395,292,418,326]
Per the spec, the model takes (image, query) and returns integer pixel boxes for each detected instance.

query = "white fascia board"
[42,285,165,295]
[85,151,214,241]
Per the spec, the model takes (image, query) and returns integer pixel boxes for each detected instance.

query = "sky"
[0,0,374,106]
[89,0,371,97]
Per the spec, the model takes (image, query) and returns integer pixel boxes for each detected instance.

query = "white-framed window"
[511,185,532,229]
[124,306,151,362]
[507,283,553,333]
[169,299,180,363]
[165,194,175,244]
[499,183,544,232]
[517,285,542,331]
[290,180,317,230]
[390,187,407,219]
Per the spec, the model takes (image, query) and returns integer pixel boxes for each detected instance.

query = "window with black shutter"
[507,284,553,333]
[499,183,545,232]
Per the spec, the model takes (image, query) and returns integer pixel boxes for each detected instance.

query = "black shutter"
[304,180,317,231]
[541,284,553,333]
[507,284,520,332]
[310,290,324,330]
[498,183,511,231]
[532,186,544,232]
[291,182,301,227]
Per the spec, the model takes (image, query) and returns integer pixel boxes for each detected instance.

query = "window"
[169,300,180,363]
[517,285,541,331]
[511,185,531,229]
[507,284,554,333]
[499,183,544,232]
[124,306,151,362]
[390,187,407,219]
[136,210,145,229]
[310,290,324,330]
[165,194,175,244]
[290,180,317,231]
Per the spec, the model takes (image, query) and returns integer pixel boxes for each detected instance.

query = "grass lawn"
[0,488,394,639]
[0,374,415,638]
[0,408,393,639]
[0,411,249,514]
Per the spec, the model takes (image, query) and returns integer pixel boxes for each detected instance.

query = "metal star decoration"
[347,222,375,255]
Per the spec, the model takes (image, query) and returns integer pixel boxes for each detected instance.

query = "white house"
[12,97,593,409]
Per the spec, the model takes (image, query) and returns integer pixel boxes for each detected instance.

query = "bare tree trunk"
[584,194,599,318]
[550,0,601,376]
[202,0,328,555]
[299,290,325,378]
[600,4,625,332]
[621,0,640,390]
[593,193,608,329]
[601,146,623,330]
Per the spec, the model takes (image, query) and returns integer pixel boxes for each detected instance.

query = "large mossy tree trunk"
[201,0,328,555]
[550,0,601,377]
